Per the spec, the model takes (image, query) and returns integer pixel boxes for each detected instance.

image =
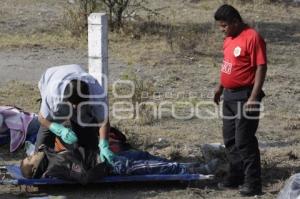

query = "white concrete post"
[88,13,108,94]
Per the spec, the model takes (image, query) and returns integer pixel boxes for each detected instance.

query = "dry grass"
[0,81,40,112]
[0,32,86,49]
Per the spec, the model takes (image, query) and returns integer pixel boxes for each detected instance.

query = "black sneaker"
[239,182,262,196]
[218,175,244,189]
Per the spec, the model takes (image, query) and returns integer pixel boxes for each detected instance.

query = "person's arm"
[38,112,78,145]
[98,118,115,165]
[38,112,51,128]
[246,65,267,108]
[214,83,224,105]
[99,118,110,140]
[246,31,267,108]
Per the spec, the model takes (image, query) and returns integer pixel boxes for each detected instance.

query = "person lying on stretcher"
[20,144,220,184]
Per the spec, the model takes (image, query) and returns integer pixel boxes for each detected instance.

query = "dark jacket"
[32,145,109,184]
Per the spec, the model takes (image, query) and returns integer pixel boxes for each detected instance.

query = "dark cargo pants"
[222,88,264,185]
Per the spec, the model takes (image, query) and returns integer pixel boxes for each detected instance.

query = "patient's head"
[20,152,45,178]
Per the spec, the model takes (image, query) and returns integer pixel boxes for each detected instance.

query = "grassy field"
[0,0,299,198]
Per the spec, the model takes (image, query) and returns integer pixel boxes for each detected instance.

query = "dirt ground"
[0,0,300,198]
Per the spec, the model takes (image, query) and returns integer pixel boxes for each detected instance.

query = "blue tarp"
[1,165,213,185]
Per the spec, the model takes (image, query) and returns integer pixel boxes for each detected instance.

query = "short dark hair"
[214,4,243,23]
[64,80,89,105]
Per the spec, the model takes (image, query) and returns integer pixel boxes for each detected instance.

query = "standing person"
[35,64,115,165]
[213,4,267,196]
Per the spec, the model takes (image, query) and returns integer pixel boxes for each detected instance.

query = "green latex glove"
[99,139,115,165]
[49,123,78,145]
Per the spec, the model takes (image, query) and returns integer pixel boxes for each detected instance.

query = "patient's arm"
[38,112,51,128]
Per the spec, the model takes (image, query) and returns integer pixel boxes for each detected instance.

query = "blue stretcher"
[0,165,214,185]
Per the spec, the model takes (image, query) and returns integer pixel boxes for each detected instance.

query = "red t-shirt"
[220,27,267,89]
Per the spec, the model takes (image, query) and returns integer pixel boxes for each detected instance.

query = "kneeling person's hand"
[99,139,115,165]
[49,123,78,145]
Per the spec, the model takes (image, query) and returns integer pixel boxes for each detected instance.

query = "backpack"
[0,105,36,152]
[109,127,132,153]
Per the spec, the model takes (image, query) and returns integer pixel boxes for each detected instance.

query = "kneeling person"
[36,64,114,165]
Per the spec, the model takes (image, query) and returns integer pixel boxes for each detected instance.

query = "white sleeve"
[40,96,52,120]
[38,72,51,120]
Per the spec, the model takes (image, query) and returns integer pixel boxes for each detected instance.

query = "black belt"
[224,86,253,92]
